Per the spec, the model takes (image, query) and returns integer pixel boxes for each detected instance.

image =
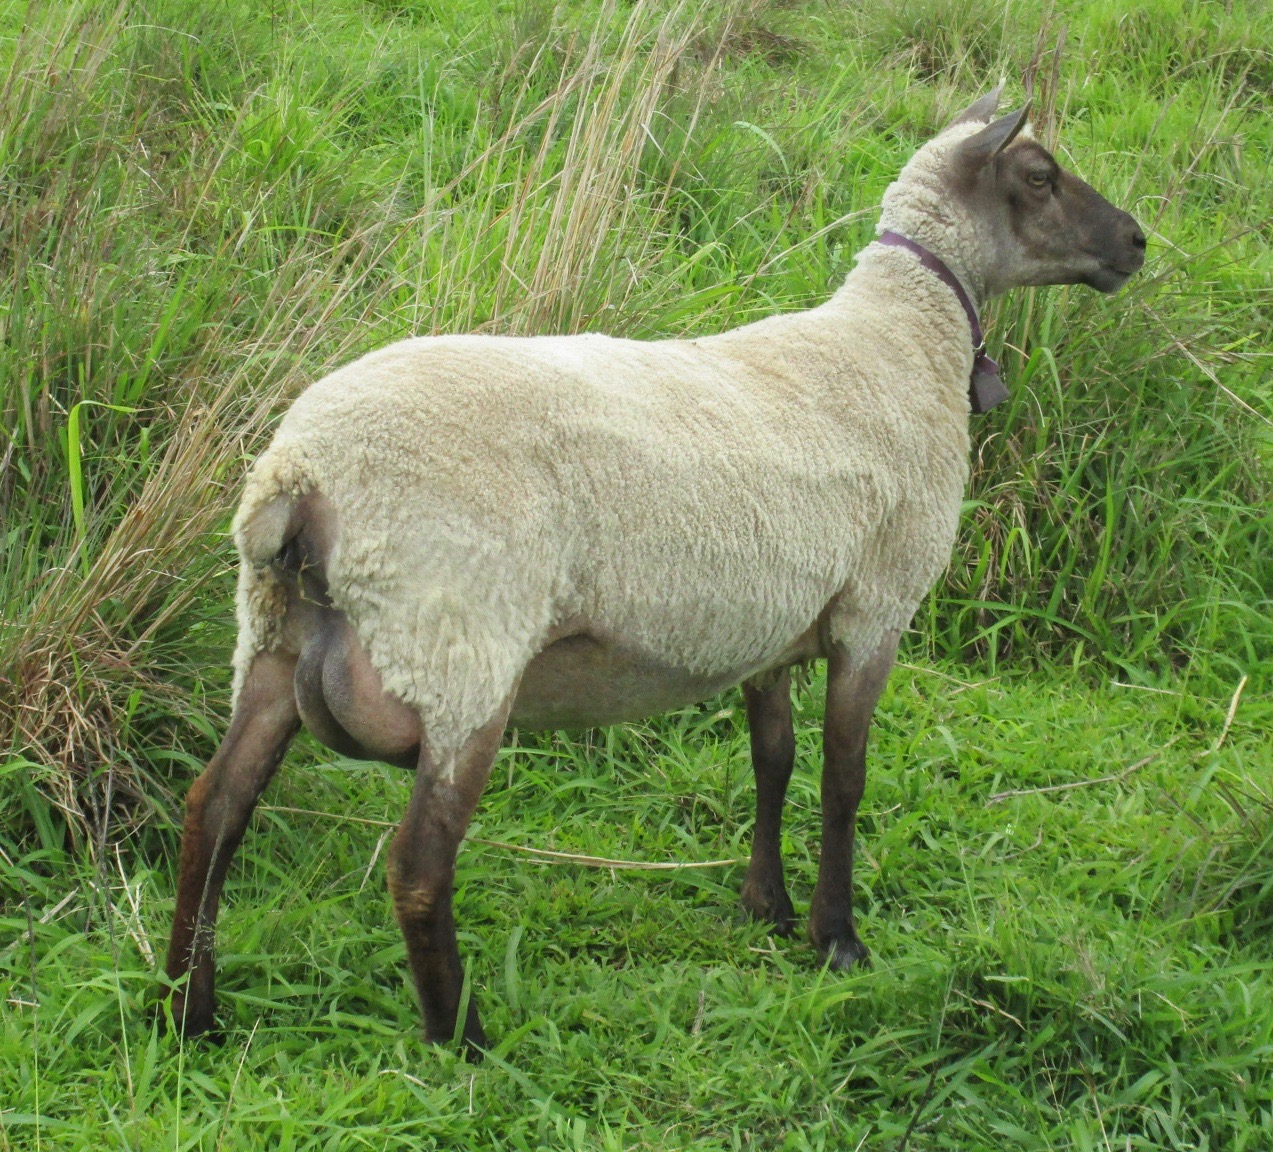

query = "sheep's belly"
[509,633,747,730]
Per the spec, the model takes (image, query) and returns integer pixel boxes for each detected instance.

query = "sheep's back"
[242,324,963,744]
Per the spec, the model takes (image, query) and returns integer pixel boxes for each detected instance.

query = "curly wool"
[231,123,986,755]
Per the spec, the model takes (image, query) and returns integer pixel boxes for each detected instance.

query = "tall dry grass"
[1,0,1268,848]
[0,0,734,844]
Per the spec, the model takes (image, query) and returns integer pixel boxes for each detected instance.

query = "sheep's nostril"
[1130,229,1147,251]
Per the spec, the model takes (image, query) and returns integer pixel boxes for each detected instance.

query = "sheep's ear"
[958,102,1032,164]
[947,84,1004,127]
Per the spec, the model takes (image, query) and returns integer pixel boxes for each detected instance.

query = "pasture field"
[1,0,1269,1148]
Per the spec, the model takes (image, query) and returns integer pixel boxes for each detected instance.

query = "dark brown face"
[995,140,1147,293]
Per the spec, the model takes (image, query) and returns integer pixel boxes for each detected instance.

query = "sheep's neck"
[876,230,1008,414]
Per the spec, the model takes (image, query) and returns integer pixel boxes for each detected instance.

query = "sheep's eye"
[1028,172,1051,189]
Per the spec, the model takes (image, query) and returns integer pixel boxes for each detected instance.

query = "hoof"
[809,911,870,971]
[160,993,222,1042]
[425,1029,487,1059]
[460,1013,489,1059]
[740,877,797,937]
[817,934,870,972]
[425,1005,488,1058]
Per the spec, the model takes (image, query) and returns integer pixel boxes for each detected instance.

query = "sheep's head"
[877,87,1146,302]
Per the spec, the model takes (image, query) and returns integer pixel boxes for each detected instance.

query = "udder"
[293,609,423,768]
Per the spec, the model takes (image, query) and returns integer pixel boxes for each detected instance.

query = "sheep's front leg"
[809,631,899,969]
[165,652,300,1036]
[740,670,796,934]
[388,705,509,1053]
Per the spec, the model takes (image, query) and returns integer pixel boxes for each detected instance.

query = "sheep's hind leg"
[740,669,796,935]
[164,651,300,1036]
[388,702,511,1054]
[808,631,899,970]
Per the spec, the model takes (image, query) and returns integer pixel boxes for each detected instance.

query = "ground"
[4,663,1269,1149]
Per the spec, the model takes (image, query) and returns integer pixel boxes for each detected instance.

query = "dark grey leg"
[165,652,300,1035]
[808,631,899,969]
[387,704,509,1053]
[740,669,796,935]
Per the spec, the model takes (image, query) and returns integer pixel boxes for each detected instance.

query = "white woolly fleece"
[230,124,986,756]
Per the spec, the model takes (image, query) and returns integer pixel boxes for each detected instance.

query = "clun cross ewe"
[163,87,1146,1052]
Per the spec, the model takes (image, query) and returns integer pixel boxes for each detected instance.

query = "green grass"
[3,664,1270,1149]
[1,0,1270,1147]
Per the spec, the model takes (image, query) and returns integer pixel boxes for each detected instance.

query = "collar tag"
[969,352,1009,413]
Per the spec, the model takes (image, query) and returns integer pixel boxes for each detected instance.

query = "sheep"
[163,87,1146,1051]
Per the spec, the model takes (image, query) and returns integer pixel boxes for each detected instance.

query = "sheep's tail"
[233,442,312,567]
[229,443,313,707]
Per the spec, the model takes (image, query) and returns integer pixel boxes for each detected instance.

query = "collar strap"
[876,230,1008,414]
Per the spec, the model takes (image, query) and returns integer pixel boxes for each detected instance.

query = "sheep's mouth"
[1088,263,1138,293]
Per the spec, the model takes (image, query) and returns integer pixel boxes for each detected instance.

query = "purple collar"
[877,230,1008,414]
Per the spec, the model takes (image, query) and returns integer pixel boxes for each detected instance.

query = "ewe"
[164,88,1146,1050]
